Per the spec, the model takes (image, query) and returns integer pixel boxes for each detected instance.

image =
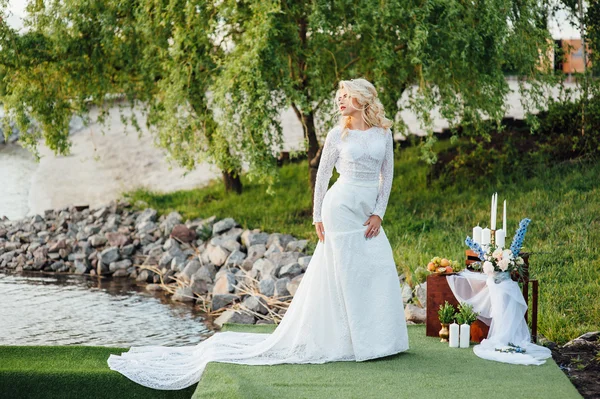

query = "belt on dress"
[336,176,380,188]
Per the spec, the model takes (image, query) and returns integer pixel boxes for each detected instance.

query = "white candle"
[495,229,505,248]
[449,322,460,348]
[459,324,471,348]
[481,228,491,245]
[491,193,497,230]
[473,225,482,244]
[503,200,507,233]
[490,194,494,230]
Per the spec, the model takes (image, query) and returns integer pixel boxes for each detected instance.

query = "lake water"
[0,272,214,347]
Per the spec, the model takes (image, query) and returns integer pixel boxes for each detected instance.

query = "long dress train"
[107,125,409,390]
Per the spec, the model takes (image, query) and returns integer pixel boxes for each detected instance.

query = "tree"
[1,0,558,209]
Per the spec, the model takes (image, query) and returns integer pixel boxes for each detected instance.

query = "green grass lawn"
[125,142,600,345]
[0,324,581,399]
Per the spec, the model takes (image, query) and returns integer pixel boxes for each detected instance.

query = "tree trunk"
[222,170,242,194]
[303,111,320,211]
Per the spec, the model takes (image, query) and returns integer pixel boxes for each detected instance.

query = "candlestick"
[459,324,471,348]
[490,229,496,247]
[503,200,507,233]
[491,193,498,230]
[473,225,482,244]
[449,322,460,348]
[495,229,505,248]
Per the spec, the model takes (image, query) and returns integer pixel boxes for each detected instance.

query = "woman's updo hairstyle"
[335,78,393,139]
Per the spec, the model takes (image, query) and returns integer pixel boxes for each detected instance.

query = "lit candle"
[460,324,471,348]
[482,228,491,245]
[503,200,507,233]
[495,229,505,248]
[473,225,482,244]
[449,322,460,348]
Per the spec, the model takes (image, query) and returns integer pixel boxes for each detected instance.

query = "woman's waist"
[336,175,379,188]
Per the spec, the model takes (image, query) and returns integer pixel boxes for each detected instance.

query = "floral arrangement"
[465,218,530,278]
[495,343,527,354]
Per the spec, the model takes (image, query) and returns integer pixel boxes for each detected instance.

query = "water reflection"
[0,272,215,347]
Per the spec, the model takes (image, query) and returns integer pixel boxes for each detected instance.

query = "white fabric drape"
[447,271,551,365]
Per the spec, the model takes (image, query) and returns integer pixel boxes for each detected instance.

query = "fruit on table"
[445,266,453,273]
[427,262,436,272]
[440,258,450,267]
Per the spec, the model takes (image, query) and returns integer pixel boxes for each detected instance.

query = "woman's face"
[337,89,362,117]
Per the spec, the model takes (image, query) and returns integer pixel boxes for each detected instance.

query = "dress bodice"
[312,125,394,224]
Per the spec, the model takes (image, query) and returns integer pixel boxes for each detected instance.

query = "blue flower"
[510,218,531,255]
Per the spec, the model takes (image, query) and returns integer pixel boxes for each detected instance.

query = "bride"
[107,78,409,390]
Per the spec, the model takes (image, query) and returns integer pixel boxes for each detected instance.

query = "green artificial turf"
[0,324,581,399]
[0,346,197,399]
[192,323,582,399]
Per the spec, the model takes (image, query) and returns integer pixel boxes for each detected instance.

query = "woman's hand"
[363,215,382,239]
[314,222,325,242]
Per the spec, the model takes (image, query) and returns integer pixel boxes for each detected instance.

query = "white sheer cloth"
[447,271,551,365]
[107,125,409,390]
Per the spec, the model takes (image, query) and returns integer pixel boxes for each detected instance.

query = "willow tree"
[1,0,557,205]
[0,0,243,192]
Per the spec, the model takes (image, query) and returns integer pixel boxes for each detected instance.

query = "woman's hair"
[335,78,393,139]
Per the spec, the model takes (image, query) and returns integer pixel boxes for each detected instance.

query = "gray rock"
[404,303,426,323]
[225,249,246,267]
[207,245,230,267]
[146,284,165,292]
[415,283,427,308]
[109,259,132,272]
[212,218,236,235]
[242,295,269,315]
[179,260,201,283]
[298,256,312,270]
[74,260,88,274]
[212,273,237,295]
[190,279,208,295]
[286,239,309,252]
[50,260,64,271]
[274,277,291,297]
[211,294,238,311]
[213,310,255,327]
[241,231,269,247]
[105,232,129,247]
[252,258,276,280]
[137,220,158,234]
[89,234,107,247]
[401,284,413,304]
[267,233,295,251]
[121,244,135,257]
[160,211,182,235]
[209,236,241,252]
[172,286,195,302]
[286,274,304,296]
[100,247,119,265]
[136,208,158,225]
[259,278,275,297]
[278,262,302,279]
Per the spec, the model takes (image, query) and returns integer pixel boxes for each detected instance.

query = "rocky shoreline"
[0,200,427,327]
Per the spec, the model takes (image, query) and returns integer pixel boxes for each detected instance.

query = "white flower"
[503,249,513,261]
[498,258,510,271]
[516,257,524,265]
[492,248,503,260]
[483,261,494,275]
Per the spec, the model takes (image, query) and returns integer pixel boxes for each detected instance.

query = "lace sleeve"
[372,129,394,221]
[312,127,340,225]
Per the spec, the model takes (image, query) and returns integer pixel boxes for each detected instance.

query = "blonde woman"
[108,78,409,391]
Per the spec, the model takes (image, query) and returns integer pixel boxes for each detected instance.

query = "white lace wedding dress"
[107,125,409,390]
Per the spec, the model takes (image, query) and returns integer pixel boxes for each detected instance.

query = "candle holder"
[490,229,496,247]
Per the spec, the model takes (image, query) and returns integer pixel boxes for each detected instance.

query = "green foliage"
[457,303,479,325]
[1,0,560,192]
[438,301,456,324]
[429,94,600,187]
[413,266,429,285]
